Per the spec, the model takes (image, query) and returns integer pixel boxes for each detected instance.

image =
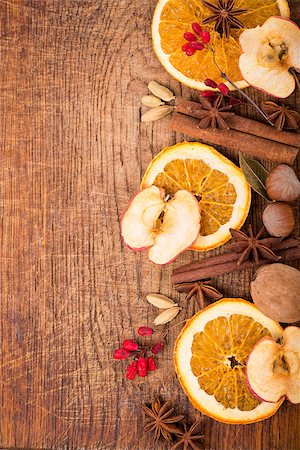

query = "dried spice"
[174,98,300,163]
[196,96,234,130]
[147,81,175,102]
[172,229,300,284]
[146,293,177,309]
[262,101,300,131]
[141,81,175,123]
[171,111,299,164]
[147,293,181,324]
[239,153,270,200]
[202,0,247,39]
[171,420,204,450]
[175,281,223,309]
[142,397,184,443]
[141,105,175,122]
[153,306,181,325]
[226,225,281,266]
[141,95,165,107]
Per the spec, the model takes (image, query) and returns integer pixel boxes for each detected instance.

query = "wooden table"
[0,1,299,449]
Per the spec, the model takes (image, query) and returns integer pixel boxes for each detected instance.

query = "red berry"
[186,47,196,56]
[182,42,191,52]
[201,90,216,98]
[126,371,135,380]
[190,41,204,50]
[126,362,137,380]
[138,326,153,336]
[137,357,147,377]
[151,342,164,354]
[184,32,197,42]
[122,339,138,351]
[204,78,218,88]
[201,30,211,44]
[147,357,157,371]
[113,348,130,360]
[192,22,202,36]
[218,83,230,95]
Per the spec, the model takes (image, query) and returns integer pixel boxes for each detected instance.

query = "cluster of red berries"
[201,78,243,106]
[203,78,230,95]
[182,23,210,56]
[113,326,164,380]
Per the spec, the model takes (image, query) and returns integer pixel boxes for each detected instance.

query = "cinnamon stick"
[176,99,300,148]
[173,238,300,276]
[172,252,237,275]
[172,246,300,285]
[171,113,299,164]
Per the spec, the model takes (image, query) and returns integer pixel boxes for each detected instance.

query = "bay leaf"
[239,153,270,201]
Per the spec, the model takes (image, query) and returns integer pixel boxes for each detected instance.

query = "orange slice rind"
[174,298,284,424]
[152,0,290,90]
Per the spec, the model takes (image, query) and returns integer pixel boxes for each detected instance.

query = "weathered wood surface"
[0,1,299,449]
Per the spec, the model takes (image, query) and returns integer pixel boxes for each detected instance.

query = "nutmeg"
[251,263,300,323]
[266,164,300,202]
[262,202,295,237]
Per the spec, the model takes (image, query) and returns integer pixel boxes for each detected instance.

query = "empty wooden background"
[0,0,299,449]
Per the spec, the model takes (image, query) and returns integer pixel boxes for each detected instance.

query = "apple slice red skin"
[146,240,195,266]
[246,337,286,404]
[146,194,201,266]
[246,371,284,404]
[120,186,165,252]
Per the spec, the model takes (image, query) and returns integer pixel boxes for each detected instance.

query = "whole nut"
[266,164,300,202]
[262,202,295,237]
[251,263,300,323]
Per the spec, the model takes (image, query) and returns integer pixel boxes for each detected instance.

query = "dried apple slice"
[247,326,300,404]
[148,190,200,265]
[239,17,300,98]
[121,186,200,264]
[121,186,166,250]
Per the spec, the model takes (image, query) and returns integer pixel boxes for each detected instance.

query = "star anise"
[197,96,234,130]
[261,101,300,131]
[202,0,247,39]
[175,280,223,309]
[142,397,184,443]
[226,225,282,266]
[171,421,204,450]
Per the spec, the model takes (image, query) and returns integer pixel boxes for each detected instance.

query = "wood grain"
[0,1,299,449]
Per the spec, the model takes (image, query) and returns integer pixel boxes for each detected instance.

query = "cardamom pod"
[141,105,174,122]
[148,81,175,102]
[141,95,165,108]
[146,293,177,309]
[153,306,181,325]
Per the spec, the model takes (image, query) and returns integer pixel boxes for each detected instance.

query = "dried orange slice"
[141,142,250,251]
[174,299,284,424]
[152,0,290,90]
